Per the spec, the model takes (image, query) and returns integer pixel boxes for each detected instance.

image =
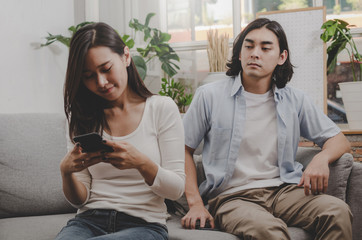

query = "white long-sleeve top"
[67,95,185,224]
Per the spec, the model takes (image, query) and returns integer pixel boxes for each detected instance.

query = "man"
[181,18,352,239]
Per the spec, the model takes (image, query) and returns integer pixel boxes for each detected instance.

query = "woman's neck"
[103,92,147,137]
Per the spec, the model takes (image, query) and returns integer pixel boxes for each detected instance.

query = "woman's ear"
[124,46,131,67]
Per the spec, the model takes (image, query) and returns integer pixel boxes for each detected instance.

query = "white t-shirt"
[221,90,283,195]
[67,95,185,224]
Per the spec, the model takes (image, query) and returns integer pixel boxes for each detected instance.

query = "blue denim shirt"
[183,75,340,201]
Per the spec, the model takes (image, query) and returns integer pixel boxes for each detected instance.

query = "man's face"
[240,26,287,82]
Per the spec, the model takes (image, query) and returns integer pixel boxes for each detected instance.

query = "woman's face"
[82,46,131,103]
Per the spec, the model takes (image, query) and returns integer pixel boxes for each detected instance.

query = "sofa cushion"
[167,213,240,240]
[296,147,353,201]
[0,213,74,240]
[0,113,76,218]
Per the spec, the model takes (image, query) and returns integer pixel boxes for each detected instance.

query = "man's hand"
[298,132,350,196]
[298,155,329,196]
[181,202,215,229]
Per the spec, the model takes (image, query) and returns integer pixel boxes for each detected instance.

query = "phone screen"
[73,132,113,153]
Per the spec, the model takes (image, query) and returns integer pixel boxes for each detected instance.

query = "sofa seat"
[0,213,312,240]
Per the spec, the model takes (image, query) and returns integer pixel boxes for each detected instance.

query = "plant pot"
[339,81,362,130]
[200,72,226,86]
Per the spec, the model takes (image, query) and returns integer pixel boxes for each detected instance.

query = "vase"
[339,81,362,130]
[200,72,226,86]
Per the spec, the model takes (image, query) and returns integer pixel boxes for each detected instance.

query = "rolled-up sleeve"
[298,92,340,147]
[183,87,210,150]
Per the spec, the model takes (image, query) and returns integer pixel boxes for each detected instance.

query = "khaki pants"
[208,184,352,240]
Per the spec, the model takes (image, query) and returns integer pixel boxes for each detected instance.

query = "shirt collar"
[230,73,243,97]
[273,84,284,102]
[230,73,285,102]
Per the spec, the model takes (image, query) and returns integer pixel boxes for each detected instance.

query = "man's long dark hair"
[64,22,153,141]
[226,18,294,88]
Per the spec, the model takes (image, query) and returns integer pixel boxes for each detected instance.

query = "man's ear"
[278,50,288,65]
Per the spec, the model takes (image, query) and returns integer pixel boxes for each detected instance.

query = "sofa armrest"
[296,147,322,167]
[326,153,354,201]
[346,162,362,240]
[296,147,353,201]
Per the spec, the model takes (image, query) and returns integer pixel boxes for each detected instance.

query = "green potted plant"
[320,19,362,130]
[129,13,192,112]
[159,78,192,113]
[320,19,361,81]
[128,13,180,80]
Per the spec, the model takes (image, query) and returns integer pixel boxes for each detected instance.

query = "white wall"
[0,0,75,113]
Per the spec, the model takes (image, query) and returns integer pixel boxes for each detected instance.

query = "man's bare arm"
[298,132,351,195]
[181,145,215,229]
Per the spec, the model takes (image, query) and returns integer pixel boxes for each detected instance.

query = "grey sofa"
[0,113,361,240]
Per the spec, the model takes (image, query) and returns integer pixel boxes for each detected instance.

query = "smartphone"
[73,132,113,153]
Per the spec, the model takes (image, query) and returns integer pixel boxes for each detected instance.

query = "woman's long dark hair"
[226,18,294,88]
[64,22,153,141]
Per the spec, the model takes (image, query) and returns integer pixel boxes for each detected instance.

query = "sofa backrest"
[0,113,76,218]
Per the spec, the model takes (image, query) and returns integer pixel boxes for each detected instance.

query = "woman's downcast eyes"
[102,66,112,73]
[82,65,113,80]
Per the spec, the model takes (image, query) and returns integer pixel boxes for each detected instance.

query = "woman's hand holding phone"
[61,134,158,185]
[100,140,146,169]
[60,143,104,177]
[101,140,159,185]
[73,132,113,153]
[60,132,114,176]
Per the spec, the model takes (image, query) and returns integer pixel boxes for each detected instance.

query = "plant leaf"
[132,56,147,80]
[145,13,156,27]
[161,63,177,78]
[160,32,172,42]
[121,34,135,49]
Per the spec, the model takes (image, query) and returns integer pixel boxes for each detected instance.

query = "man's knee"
[314,196,352,239]
[318,196,352,224]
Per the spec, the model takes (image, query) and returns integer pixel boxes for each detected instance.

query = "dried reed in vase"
[207,29,229,72]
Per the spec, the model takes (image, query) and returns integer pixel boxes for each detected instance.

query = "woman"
[56,22,185,240]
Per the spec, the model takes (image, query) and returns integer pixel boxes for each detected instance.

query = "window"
[167,0,233,43]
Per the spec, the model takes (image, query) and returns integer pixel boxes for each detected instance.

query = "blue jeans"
[55,209,168,240]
